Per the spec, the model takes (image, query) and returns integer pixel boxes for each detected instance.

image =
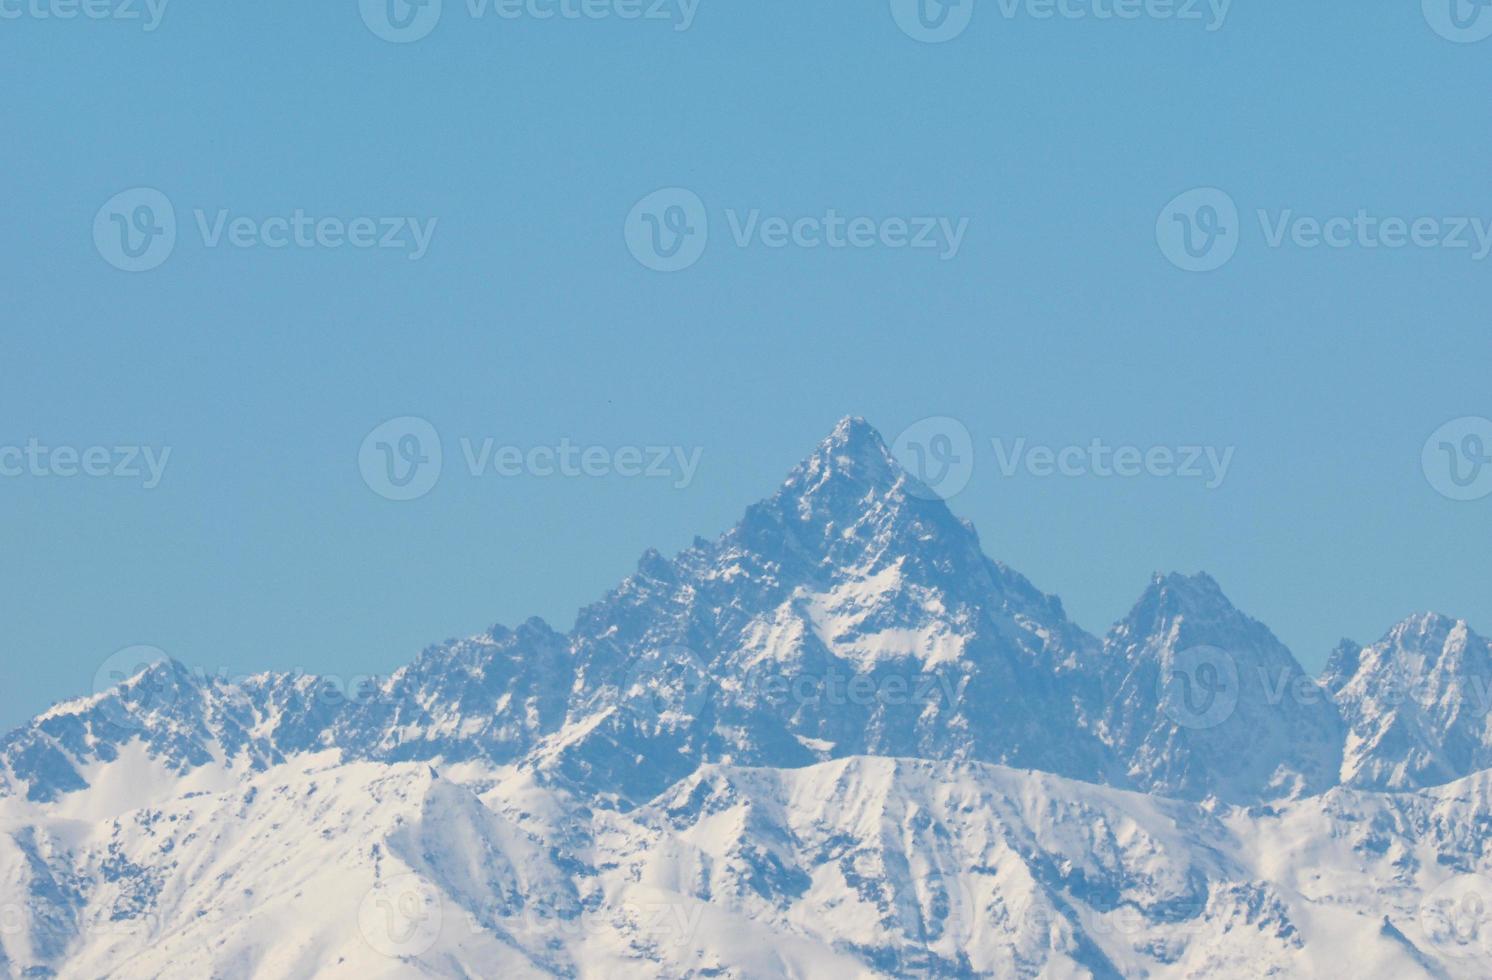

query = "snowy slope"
[2,756,1490,978]
[1329,614,1492,792]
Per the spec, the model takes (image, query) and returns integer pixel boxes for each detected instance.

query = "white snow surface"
[2,754,1489,978]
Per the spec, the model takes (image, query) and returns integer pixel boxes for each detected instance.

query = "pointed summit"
[1334,611,1492,791]
[1113,571,1246,646]
[728,416,978,582]
[1382,610,1466,649]
[1098,571,1344,803]
[1150,569,1227,609]
[825,415,887,453]
[779,416,908,504]
[542,415,1113,803]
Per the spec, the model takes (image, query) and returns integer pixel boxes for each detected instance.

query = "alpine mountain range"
[2,418,1490,978]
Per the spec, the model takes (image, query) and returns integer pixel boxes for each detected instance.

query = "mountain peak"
[730,416,978,572]
[788,416,903,495]
[825,414,883,449]
[1121,571,1239,631]
[1384,610,1467,645]
[1150,569,1224,596]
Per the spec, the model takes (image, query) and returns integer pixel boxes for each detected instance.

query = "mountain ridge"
[3,417,1486,808]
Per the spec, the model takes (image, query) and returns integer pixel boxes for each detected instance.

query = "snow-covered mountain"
[1094,571,1344,804]
[3,754,1490,978]
[2,417,1490,978]
[1328,613,1492,792]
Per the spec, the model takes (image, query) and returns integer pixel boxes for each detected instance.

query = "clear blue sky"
[3,2,1490,729]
